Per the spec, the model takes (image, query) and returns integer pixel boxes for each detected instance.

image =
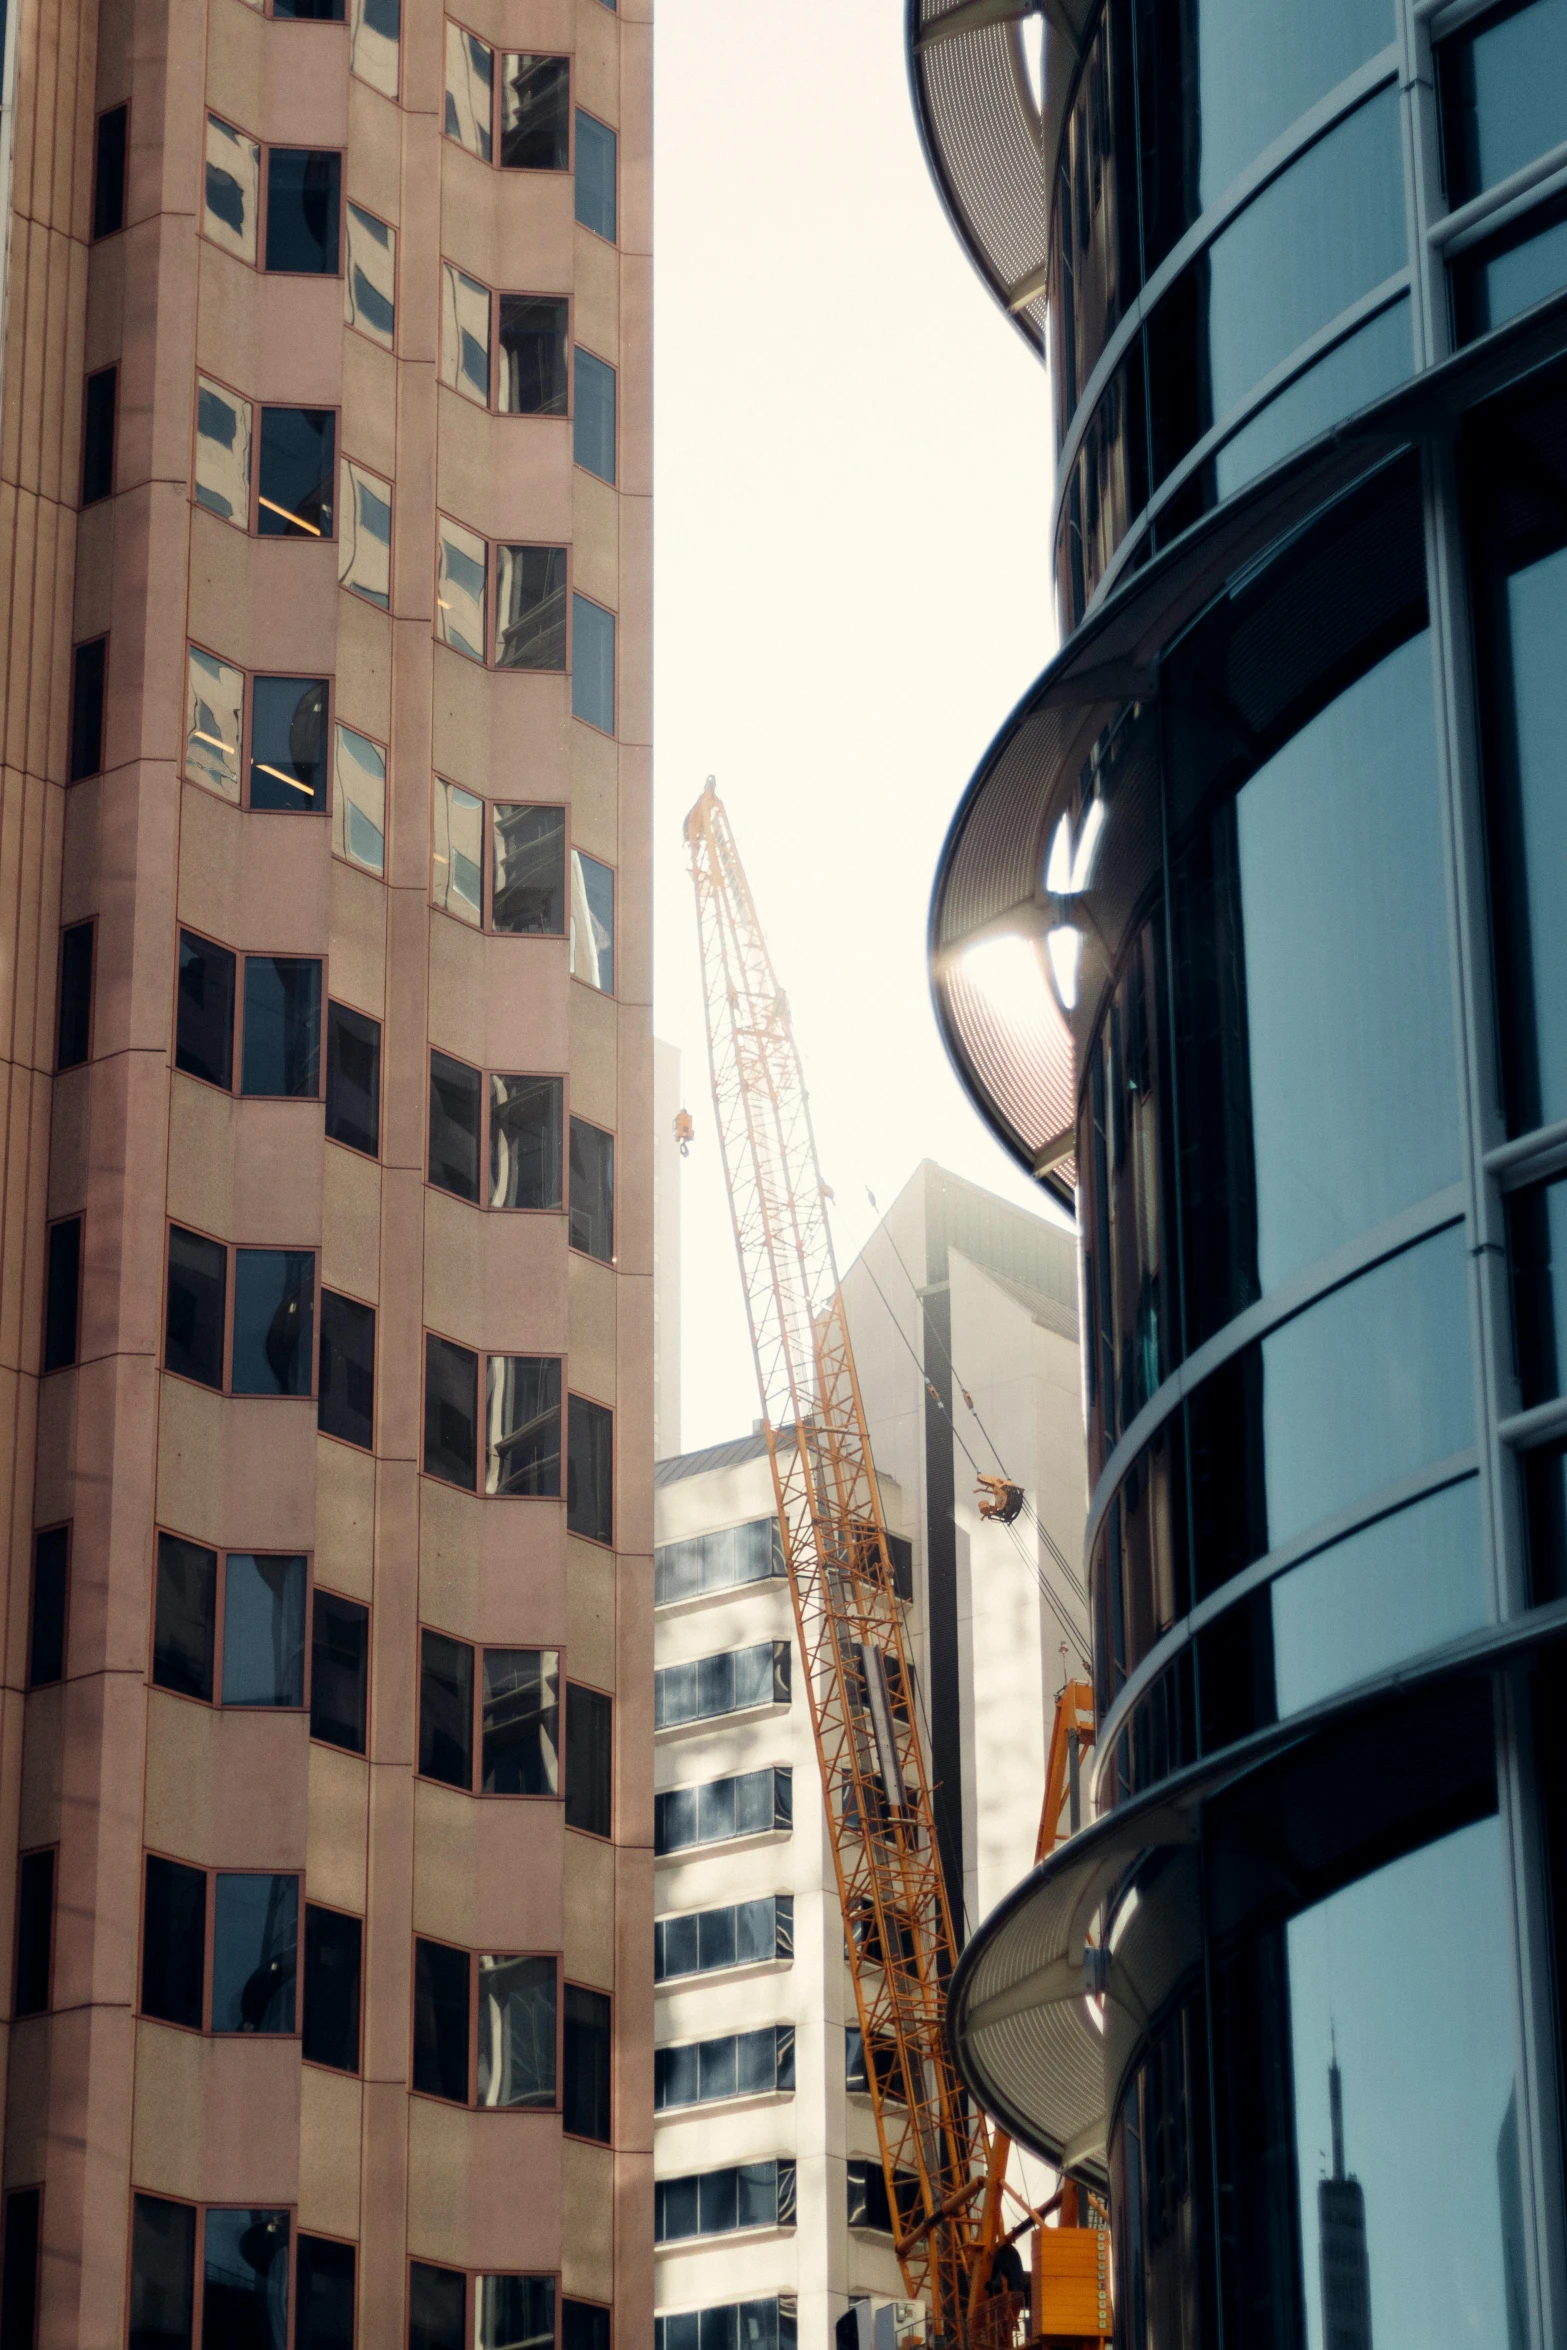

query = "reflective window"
[564,1682,612,1836]
[195,376,251,525]
[222,1553,307,1704]
[211,1872,297,2031]
[318,1289,374,1449]
[653,1767,792,1855]
[654,2305,797,2350]
[429,1050,481,1200]
[478,2279,555,2350]
[1439,0,1567,206]
[490,1075,563,1209]
[494,804,566,933]
[331,721,385,873]
[654,2162,797,2244]
[477,1954,556,2106]
[574,348,616,482]
[299,1916,362,2065]
[186,645,244,802]
[411,2262,467,2350]
[419,1628,474,1786]
[436,515,487,659]
[569,1117,614,1260]
[141,1854,207,2027]
[1212,297,1412,502]
[230,1250,314,1396]
[241,956,320,1096]
[343,202,395,346]
[654,1515,782,1607]
[258,407,334,537]
[325,1000,380,1157]
[569,850,614,991]
[265,149,341,274]
[499,295,567,415]
[349,0,399,96]
[564,1983,611,2139]
[205,115,260,262]
[413,1936,470,2100]
[655,2025,794,2111]
[654,1894,792,1981]
[296,2234,358,2350]
[153,1533,217,1701]
[1055,341,1148,626]
[496,544,567,668]
[567,1393,612,1543]
[337,459,391,606]
[487,1355,562,1495]
[130,2196,195,2350]
[1051,0,1138,424]
[655,1641,789,1731]
[176,931,235,1087]
[204,2213,289,2350]
[575,111,616,240]
[440,262,490,406]
[481,1648,560,1793]
[1523,1440,1567,1600]
[424,1333,478,1488]
[571,594,615,732]
[1507,1174,1567,1404]
[433,779,484,924]
[847,2162,920,2236]
[1452,192,1567,345]
[310,1589,368,1750]
[165,1226,226,1388]
[500,55,570,169]
[250,675,328,811]
[444,22,493,160]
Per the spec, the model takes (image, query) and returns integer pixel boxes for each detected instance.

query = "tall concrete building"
[0,0,652,2339]
[650,1168,1086,2350]
[913,1,1567,2347]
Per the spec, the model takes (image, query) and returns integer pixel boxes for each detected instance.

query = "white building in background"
[652,1164,1089,2350]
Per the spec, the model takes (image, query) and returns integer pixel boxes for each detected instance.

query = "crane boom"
[685,782,989,2336]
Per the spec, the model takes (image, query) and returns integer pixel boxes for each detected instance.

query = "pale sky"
[652,0,1065,1456]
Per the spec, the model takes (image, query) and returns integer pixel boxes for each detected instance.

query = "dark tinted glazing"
[565,1682,612,1836]
[325,1000,380,1155]
[153,1534,217,1701]
[15,1849,54,2015]
[490,1074,562,1209]
[419,1628,474,1787]
[141,1854,206,2027]
[498,295,568,414]
[295,2236,356,2350]
[211,1873,297,2032]
[1051,0,1138,428]
[424,1334,478,1487]
[409,2263,466,2350]
[222,1554,306,1706]
[264,150,341,272]
[574,111,616,239]
[250,676,328,810]
[28,1525,67,1688]
[569,1118,614,1259]
[564,1983,611,2140]
[82,365,116,504]
[1451,193,1567,346]
[573,348,615,482]
[43,1220,80,1372]
[57,920,93,1069]
[129,2196,195,2350]
[493,804,565,933]
[567,1394,612,1543]
[413,1938,470,2100]
[202,2209,288,2350]
[302,1904,362,2071]
[257,407,335,536]
[318,1288,374,1448]
[230,1251,314,1396]
[481,1648,559,1794]
[1439,0,1567,206]
[165,1226,226,1386]
[429,1051,481,1200]
[485,1355,562,1496]
[500,55,570,169]
[1,2189,40,2350]
[310,1589,368,1751]
[93,106,127,240]
[241,956,321,1096]
[176,932,236,1088]
[69,638,105,780]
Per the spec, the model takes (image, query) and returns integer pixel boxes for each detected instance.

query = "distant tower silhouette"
[1318,2035,1374,2350]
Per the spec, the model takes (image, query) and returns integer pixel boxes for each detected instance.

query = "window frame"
[126,2190,359,2350]
[416,1625,564,1800]
[91,102,128,242]
[183,645,334,817]
[567,1114,615,1266]
[324,995,382,1158]
[565,1388,614,1548]
[191,372,341,542]
[137,1851,304,2039]
[172,928,326,1102]
[344,199,398,351]
[653,1894,794,1986]
[161,1226,321,1400]
[573,107,617,244]
[407,2260,566,2350]
[69,635,107,781]
[81,363,118,508]
[571,343,617,484]
[431,791,574,939]
[13,1845,57,2020]
[563,1677,613,1840]
[432,520,572,674]
[149,1529,316,1714]
[42,1215,83,1375]
[56,916,96,1073]
[200,115,346,278]
[439,276,574,419]
[409,1937,565,2113]
[27,1522,70,1692]
[301,1894,365,2077]
[441,26,573,174]
[567,843,617,994]
[317,1284,377,1454]
[309,1584,371,1754]
[424,1048,570,1215]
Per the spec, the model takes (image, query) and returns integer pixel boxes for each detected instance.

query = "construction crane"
[686,780,1106,2346]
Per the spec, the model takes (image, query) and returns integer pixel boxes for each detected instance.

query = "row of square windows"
[2,2190,613,2350]
[91,55,620,270]
[28,1528,615,1817]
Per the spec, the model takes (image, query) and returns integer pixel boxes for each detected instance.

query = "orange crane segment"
[685,782,988,2334]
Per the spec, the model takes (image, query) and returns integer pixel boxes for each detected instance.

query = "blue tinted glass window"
[1214,298,1412,499]
[250,676,328,811]
[223,1553,307,1706]
[242,957,321,1097]
[1498,540,1567,1127]
[571,594,615,733]
[203,2211,289,2350]
[1453,194,1567,344]
[573,349,615,482]
[212,1874,298,2032]
[231,1250,315,1396]
[1440,0,1567,204]
[265,150,341,273]
[574,112,616,240]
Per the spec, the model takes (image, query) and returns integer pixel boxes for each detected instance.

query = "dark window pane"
[14,1851,53,2017]
[1525,1441,1567,1603]
[0,2188,40,2350]
[129,2194,195,2350]
[495,544,567,670]
[203,2208,289,2350]
[419,1628,474,1788]
[498,295,568,415]
[476,1952,556,2107]
[563,1983,610,2141]
[413,1937,471,2101]
[493,805,566,934]
[82,365,117,504]
[69,639,105,781]
[568,1119,613,1260]
[212,1872,298,2032]
[500,54,570,169]
[429,1051,481,1200]
[424,1334,478,1488]
[28,1527,67,1690]
[302,1903,362,2072]
[318,1289,375,1449]
[486,1356,562,1497]
[567,1394,612,1544]
[250,675,328,811]
[165,1226,226,1387]
[325,1000,380,1156]
[409,2262,466,2350]
[275,0,345,14]
[57,920,93,1070]
[222,1554,307,1706]
[310,1588,368,1751]
[241,957,321,1097]
[564,1683,611,1837]
[231,1250,314,1397]
[176,932,236,1089]
[1439,0,1567,205]
[43,1219,80,1372]
[295,2235,355,2350]
[1452,191,1567,347]
[490,1075,562,1210]
[573,349,615,483]
[477,2278,555,2350]
[735,1895,774,1964]
[574,111,616,240]
[153,1534,217,1702]
[482,1648,559,1794]
[93,105,127,239]
[141,1854,206,2028]
[258,407,335,537]
[571,595,614,733]
[264,149,341,273]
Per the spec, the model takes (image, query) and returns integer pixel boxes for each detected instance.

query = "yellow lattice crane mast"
[686,780,993,2339]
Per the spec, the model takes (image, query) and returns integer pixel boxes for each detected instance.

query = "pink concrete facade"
[0,0,654,2331]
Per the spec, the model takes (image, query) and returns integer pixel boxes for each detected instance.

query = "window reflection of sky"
[1288,1816,1519,2350]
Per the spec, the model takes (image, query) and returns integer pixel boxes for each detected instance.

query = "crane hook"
[674,1108,694,1159]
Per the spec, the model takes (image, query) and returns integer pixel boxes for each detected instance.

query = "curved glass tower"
[912,2,1567,2345]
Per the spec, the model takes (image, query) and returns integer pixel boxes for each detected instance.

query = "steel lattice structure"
[685,782,989,2337]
